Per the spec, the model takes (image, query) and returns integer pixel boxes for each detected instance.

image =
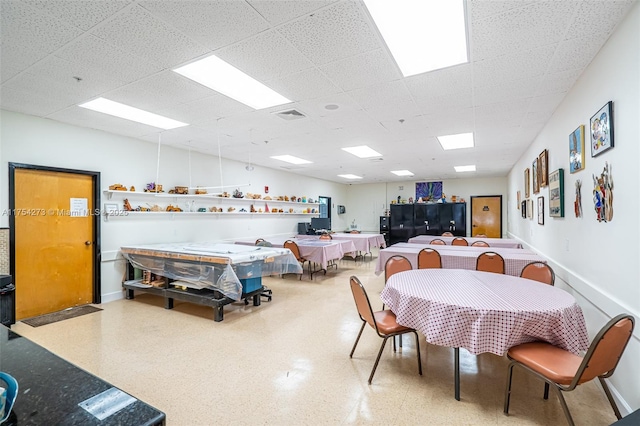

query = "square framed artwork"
[539,149,548,187]
[549,168,565,218]
[590,101,614,157]
[524,168,530,198]
[570,125,585,173]
[538,197,544,225]
[532,158,540,194]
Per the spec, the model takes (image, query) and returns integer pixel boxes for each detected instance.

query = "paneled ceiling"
[1,0,635,184]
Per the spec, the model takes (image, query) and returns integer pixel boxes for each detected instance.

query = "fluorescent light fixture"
[174,55,291,110]
[341,145,382,158]
[455,165,476,172]
[270,155,312,165]
[437,132,474,150]
[391,170,414,177]
[338,174,363,180]
[363,0,468,76]
[78,98,188,130]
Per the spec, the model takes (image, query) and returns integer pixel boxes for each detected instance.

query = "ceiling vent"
[273,109,306,121]
[279,165,305,170]
[369,157,384,162]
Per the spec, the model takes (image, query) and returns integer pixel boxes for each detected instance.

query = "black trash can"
[0,275,15,327]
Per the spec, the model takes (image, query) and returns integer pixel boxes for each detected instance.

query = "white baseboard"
[100,290,124,304]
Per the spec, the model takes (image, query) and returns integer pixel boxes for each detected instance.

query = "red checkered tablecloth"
[380,269,589,356]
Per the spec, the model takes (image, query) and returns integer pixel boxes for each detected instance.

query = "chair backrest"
[442,232,454,237]
[418,248,441,269]
[471,240,490,247]
[255,238,265,245]
[520,261,555,285]
[384,255,412,282]
[283,240,302,260]
[430,239,446,245]
[319,233,332,240]
[476,251,505,274]
[0,372,18,423]
[350,230,361,234]
[349,276,377,330]
[452,237,468,246]
[475,234,488,238]
[572,314,635,387]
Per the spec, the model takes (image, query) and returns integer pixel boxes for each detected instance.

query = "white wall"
[346,177,508,235]
[507,3,640,413]
[0,110,347,301]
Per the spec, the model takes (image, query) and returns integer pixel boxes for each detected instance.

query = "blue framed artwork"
[416,181,442,201]
[569,125,585,173]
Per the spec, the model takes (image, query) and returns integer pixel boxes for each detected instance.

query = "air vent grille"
[273,109,306,121]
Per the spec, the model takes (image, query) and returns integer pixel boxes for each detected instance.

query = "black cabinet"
[389,203,466,243]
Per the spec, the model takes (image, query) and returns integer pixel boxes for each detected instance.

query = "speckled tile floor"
[12,251,619,425]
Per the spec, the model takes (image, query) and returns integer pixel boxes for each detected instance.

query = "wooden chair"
[441,232,454,237]
[283,240,309,279]
[349,230,361,234]
[504,314,635,426]
[475,234,488,238]
[476,252,505,274]
[471,240,490,247]
[417,248,441,269]
[430,238,446,245]
[349,276,422,384]
[319,233,332,240]
[452,237,468,246]
[520,261,555,285]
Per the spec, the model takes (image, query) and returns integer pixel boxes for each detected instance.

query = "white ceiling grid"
[0,0,636,183]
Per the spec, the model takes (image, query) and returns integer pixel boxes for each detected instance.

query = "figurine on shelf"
[233,189,243,198]
[129,186,135,192]
[123,199,133,211]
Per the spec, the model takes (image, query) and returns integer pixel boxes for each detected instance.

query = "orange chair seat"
[508,342,582,385]
[372,310,411,335]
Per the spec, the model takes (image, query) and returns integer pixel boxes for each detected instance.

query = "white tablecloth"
[407,235,523,248]
[296,233,386,253]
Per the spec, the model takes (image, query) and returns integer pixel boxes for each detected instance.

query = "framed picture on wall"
[538,197,544,225]
[532,158,539,194]
[549,168,565,217]
[570,125,585,173]
[517,191,521,209]
[590,101,614,157]
[539,149,548,187]
[521,200,526,218]
[527,199,533,219]
[524,168,530,198]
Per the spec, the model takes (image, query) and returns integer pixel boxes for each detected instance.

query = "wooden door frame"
[470,195,503,237]
[8,163,102,303]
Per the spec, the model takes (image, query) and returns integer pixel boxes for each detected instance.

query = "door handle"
[85,241,92,246]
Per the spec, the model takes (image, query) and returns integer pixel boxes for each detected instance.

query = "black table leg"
[454,347,460,401]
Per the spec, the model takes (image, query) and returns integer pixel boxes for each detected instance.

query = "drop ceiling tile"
[471,1,577,60]
[1,1,84,53]
[139,0,268,51]
[0,86,74,117]
[422,108,475,135]
[21,0,132,31]
[248,0,338,25]
[155,95,252,126]
[91,5,209,68]
[319,49,400,92]
[528,93,566,114]
[215,30,314,82]
[56,35,164,84]
[414,90,473,115]
[472,45,555,87]
[266,68,342,102]
[474,98,530,125]
[104,70,216,112]
[0,43,46,83]
[277,1,380,65]
[535,69,582,96]
[565,0,636,39]
[547,33,607,74]
[405,64,473,99]
[469,0,535,22]
[474,78,538,106]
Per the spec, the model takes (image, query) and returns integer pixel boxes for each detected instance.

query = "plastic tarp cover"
[121,243,303,301]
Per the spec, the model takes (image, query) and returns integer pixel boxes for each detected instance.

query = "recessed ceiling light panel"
[363,0,468,76]
[174,55,291,110]
[78,98,188,130]
[342,145,382,158]
[437,132,474,150]
[270,155,312,165]
[391,170,414,177]
[454,165,476,172]
[338,174,363,180]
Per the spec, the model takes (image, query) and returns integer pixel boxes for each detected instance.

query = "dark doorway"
[318,196,331,229]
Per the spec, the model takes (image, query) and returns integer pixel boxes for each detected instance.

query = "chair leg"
[413,331,422,376]
[350,322,366,358]
[368,336,390,384]
[598,377,623,420]
[553,386,575,426]
[544,382,549,399]
[503,362,516,415]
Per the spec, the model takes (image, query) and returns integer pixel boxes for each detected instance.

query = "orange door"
[471,196,502,238]
[14,168,95,319]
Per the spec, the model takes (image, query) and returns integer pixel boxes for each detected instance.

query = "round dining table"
[380,269,590,400]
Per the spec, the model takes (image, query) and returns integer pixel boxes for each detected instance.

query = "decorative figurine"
[574,180,582,218]
[592,162,613,222]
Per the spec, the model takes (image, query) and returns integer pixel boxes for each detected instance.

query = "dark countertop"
[0,325,165,425]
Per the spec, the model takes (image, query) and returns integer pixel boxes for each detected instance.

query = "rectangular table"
[375,243,545,276]
[121,242,301,321]
[296,233,386,259]
[0,325,166,425]
[235,237,356,271]
[408,235,523,248]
